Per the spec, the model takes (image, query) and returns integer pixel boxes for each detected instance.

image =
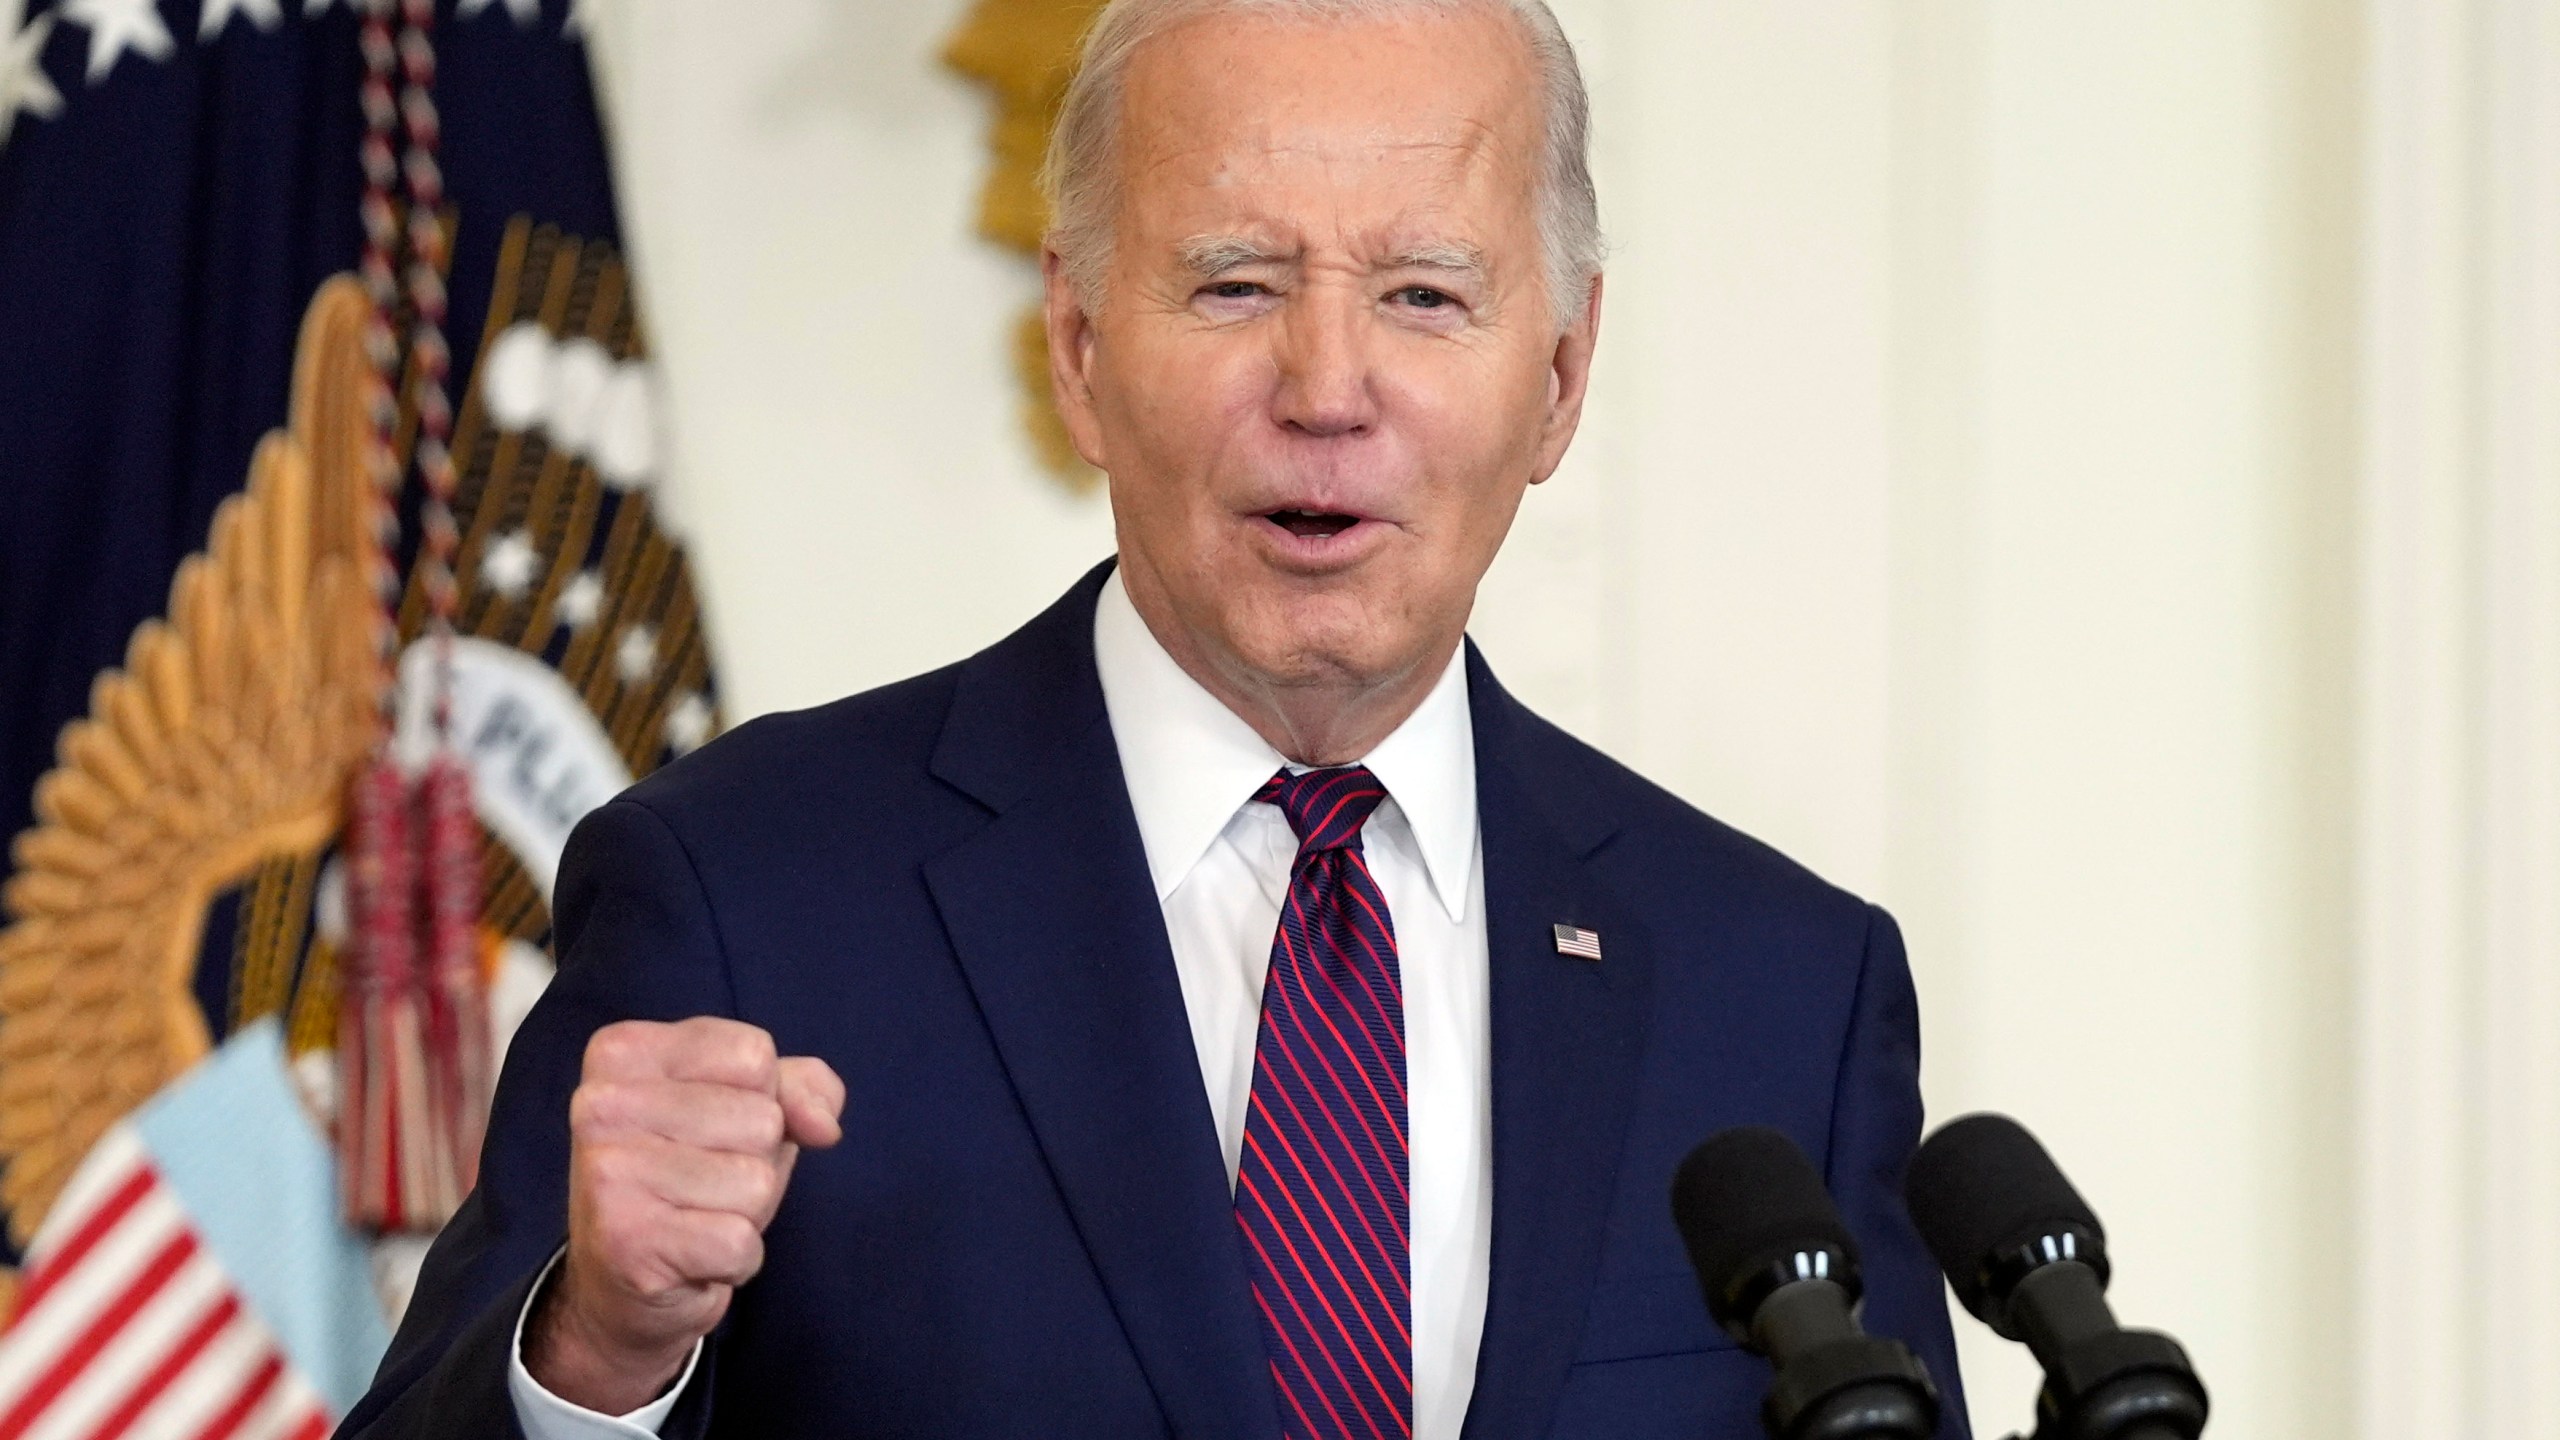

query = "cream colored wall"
[2354,0,2560,1430]
[585,3,2363,1435]
[579,1,1118,717]
[1876,8,2358,1435]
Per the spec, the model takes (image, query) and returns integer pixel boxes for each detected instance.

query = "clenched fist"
[525,1017,845,1414]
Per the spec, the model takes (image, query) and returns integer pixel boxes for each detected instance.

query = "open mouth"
[1263,509,1362,539]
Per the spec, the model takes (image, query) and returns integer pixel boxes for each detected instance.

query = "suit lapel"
[920,580,1652,1440]
[1459,651,1655,1440]
[922,563,1280,1440]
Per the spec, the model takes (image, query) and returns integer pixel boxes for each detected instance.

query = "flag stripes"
[0,1131,330,1440]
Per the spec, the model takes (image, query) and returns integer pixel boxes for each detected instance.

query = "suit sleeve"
[1825,904,1973,1440]
[336,796,737,1439]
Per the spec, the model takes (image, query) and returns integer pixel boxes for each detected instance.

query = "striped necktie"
[1236,765,1412,1440]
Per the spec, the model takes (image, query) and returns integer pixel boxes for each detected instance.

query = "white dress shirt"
[511,569,1493,1439]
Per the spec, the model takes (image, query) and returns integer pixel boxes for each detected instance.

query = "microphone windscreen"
[1905,1113,2104,1306]
[1670,1126,1858,1331]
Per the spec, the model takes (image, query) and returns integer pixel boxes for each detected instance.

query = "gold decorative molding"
[0,278,384,1247]
[944,0,1107,491]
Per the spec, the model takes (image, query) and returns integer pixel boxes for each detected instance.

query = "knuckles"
[680,1016,779,1088]
[570,1081,789,1153]
[741,1158,785,1217]
[577,1140,645,1200]
[702,1213,765,1282]
[589,1196,659,1276]
[581,1017,785,1093]
[705,1149,787,1221]
[567,1081,622,1136]
[739,1096,787,1151]
[581,1020,660,1079]
[567,1018,805,1303]
[574,1139,791,1224]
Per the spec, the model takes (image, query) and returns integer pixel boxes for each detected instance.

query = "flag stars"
[477,528,542,600]
[0,16,63,149]
[199,0,283,40]
[663,693,712,756]
[614,624,657,684]
[457,0,542,25]
[16,0,602,142]
[61,0,175,84]
[554,569,605,631]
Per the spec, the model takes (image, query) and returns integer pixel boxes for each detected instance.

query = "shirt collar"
[1093,567,1478,922]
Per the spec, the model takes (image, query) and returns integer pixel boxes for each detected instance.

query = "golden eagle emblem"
[0,277,383,1252]
[0,215,721,1291]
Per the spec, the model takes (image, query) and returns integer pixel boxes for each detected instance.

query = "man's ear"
[1042,249,1111,473]
[1529,273,1602,486]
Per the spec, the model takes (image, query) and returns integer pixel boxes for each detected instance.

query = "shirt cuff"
[507,1250,703,1440]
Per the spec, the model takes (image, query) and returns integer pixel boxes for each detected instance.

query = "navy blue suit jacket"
[340,563,1970,1439]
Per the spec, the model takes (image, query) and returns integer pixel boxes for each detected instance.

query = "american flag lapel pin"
[1552,923,1603,961]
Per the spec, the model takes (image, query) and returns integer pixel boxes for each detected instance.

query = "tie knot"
[1255,766,1387,853]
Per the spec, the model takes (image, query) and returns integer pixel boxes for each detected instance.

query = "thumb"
[776,1056,845,1149]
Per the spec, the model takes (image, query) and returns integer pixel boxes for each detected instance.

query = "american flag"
[0,0,651,1432]
[1552,923,1603,961]
[0,1128,328,1440]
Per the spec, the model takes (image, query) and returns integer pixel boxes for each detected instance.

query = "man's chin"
[1221,615,1427,698]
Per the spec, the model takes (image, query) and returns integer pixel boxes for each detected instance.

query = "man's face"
[1046,4,1599,707]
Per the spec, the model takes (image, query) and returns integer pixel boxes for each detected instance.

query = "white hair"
[1041,0,1603,330]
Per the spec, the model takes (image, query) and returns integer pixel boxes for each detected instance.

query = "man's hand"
[525,1018,845,1415]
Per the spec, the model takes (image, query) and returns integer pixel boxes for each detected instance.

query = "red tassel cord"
[338,757,418,1226]
[336,0,491,1235]
[419,755,493,1211]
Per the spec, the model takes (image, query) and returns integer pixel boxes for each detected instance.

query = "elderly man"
[342,1,1968,1436]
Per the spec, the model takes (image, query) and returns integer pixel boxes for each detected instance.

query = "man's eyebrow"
[1177,235,1295,277]
[1173,235,1490,281]
[1382,242,1489,278]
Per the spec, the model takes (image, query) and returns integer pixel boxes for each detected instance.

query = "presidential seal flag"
[0,0,720,1432]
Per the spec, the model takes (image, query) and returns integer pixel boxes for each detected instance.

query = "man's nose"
[1270,289,1379,439]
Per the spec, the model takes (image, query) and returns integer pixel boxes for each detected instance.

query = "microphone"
[1670,1126,1940,1440]
[1904,1114,2209,1440]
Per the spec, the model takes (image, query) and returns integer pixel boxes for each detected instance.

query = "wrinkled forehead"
[1111,9,1546,250]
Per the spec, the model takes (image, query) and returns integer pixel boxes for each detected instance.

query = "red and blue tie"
[1236,766,1412,1440]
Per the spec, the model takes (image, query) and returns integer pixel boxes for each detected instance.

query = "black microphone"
[1671,1126,1940,1440]
[1905,1114,2209,1440]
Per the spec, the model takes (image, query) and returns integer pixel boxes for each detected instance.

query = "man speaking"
[343,0,1969,1436]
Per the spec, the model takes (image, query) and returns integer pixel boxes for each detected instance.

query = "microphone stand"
[2004,1261,2207,1440]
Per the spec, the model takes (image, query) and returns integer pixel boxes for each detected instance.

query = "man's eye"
[1394,286,1454,310]
[1204,281,1264,300]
